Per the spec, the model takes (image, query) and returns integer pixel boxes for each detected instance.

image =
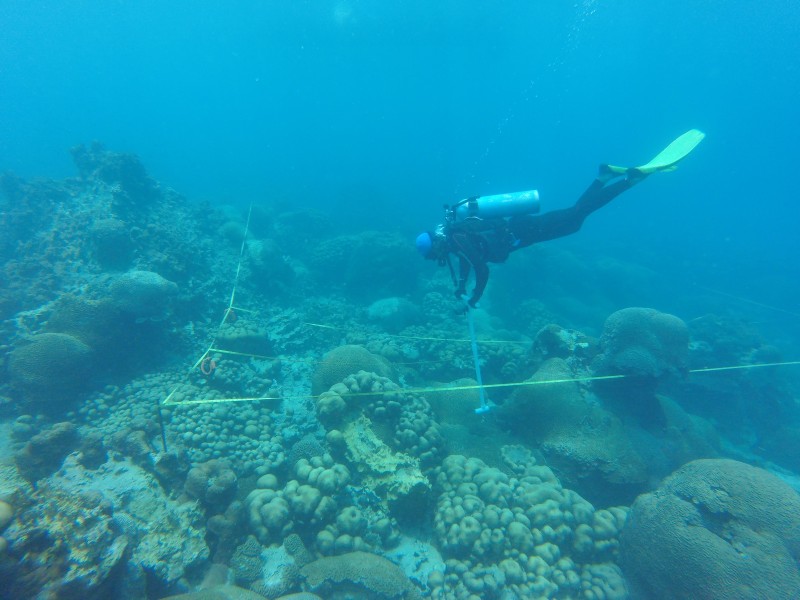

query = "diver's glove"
[454,294,478,315]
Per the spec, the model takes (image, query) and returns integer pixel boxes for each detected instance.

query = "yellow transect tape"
[204,347,459,368]
[163,360,800,407]
[687,360,800,373]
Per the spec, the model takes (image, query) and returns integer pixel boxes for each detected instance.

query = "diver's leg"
[510,172,645,246]
[575,170,645,215]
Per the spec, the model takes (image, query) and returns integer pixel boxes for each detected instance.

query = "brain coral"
[9,333,92,400]
[108,269,178,317]
[591,307,689,429]
[311,345,393,397]
[301,551,421,599]
[620,458,800,599]
[593,307,688,379]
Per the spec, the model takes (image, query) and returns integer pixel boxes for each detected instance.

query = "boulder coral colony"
[0,145,798,599]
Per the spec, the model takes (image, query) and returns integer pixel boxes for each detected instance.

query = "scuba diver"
[416,129,705,308]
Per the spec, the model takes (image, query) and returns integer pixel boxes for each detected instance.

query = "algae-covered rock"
[342,415,431,523]
[0,472,128,599]
[91,217,134,268]
[14,421,79,481]
[43,454,209,593]
[0,501,13,532]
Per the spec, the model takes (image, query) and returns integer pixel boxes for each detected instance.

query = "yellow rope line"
[204,347,454,368]
[688,360,800,373]
[230,305,259,315]
[166,395,281,406]
[169,203,254,387]
[163,360,800,407]
[164,373,623,406]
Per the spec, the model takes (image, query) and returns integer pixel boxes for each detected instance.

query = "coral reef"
[245,453,351,548]
[245,238,295,292]
[185,459,239,513]
[593,307,689,379]
[8,333,93,403]
[430,452,629,599]
[160,585,276,600]
[591,307,689,428]
[108,269,179,318]
[216,318,273,358]
[3,143,798,600]
[366,297,423,333]
[71,141,160,205]
[0,476,128,600]
[14,421,80,481]
[301,551,421,599]
[620,458,800,599]
[80,372,286,478]
[307,231,420,300]
[499,358,648,506]
[311,344,394,397]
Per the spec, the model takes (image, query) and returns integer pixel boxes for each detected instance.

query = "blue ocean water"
[0,0,800,597]
[2,0,798,318]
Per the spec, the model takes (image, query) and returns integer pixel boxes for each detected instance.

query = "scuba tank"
[448,190,540,223]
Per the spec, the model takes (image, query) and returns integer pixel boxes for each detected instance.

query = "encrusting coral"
[301,550,422,599]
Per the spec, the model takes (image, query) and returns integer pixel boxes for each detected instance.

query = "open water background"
[1,0,798,341]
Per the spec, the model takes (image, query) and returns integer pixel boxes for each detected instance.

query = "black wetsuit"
[447,173,642,307]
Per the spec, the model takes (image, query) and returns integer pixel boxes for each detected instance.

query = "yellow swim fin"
[604,129,706,176]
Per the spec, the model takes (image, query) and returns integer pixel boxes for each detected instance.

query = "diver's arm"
[452,230,489,306]
[456,255,470,297]
[469,261,489,307]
